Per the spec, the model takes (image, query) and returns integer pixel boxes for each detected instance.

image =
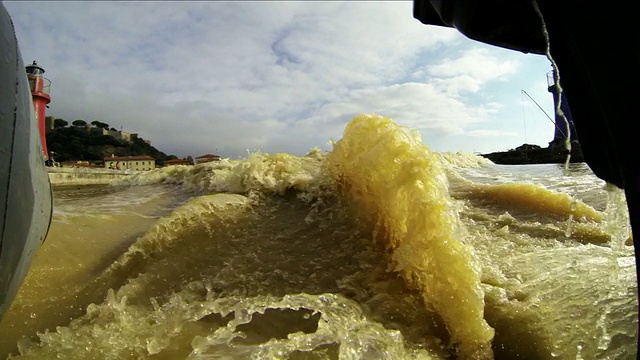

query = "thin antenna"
[521,91,528,160]
[521,89,567,138]
[521,91,528,145]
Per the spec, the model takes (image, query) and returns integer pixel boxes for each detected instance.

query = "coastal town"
[26,60,221,172]
[103,153,221,171]
[44,116,222,171]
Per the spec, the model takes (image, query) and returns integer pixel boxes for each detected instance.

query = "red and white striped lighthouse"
[25,60,51,160]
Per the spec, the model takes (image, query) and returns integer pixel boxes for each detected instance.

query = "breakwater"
[47,167,132,185]
[481,143,584,165]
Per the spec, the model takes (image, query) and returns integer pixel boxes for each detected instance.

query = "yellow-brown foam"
[326,114,494,359]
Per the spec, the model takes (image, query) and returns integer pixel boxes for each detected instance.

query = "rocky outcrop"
[481,141,584,165]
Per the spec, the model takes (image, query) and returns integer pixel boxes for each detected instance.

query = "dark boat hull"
[0,3,53,319]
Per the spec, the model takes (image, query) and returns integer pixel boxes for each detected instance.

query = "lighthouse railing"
[27,75,51,96]
[546,71,555,88]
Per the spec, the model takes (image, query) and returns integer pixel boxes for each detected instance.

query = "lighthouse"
[546,69,577,148]
[25,60,51,160]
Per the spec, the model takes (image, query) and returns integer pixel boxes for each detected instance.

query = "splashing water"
[0,115,636,360]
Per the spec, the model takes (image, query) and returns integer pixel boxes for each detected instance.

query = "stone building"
[108,130,131,142]
[104,155,155,171]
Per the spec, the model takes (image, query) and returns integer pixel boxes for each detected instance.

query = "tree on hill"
[53,118,68,128]
[72,119,87,127]
[90,120,110,129]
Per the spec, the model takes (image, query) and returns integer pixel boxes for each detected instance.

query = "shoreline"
[47,167,133,185]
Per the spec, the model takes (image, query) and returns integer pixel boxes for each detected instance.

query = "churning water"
[0,115,636,359]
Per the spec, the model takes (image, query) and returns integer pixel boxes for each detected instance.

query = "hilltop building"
[104,155,155,171]
[45,117,143,145]
[108,130,137,142]
[91,127,109,135]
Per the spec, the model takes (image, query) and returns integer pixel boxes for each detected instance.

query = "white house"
[104,155,155,171]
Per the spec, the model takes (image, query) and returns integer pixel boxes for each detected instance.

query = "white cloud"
[427,48,520,81]
[4,1,554,158]
[466,129,519,137]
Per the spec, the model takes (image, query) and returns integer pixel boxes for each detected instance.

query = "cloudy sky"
[5,1,556,159]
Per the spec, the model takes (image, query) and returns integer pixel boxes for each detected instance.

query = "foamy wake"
[14,191,438,359]
[116,151,329,197]
[437,151,493,169]
[114,115,500,358]
[15,282,433,360]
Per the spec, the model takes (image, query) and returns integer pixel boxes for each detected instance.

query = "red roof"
[195,154,220,159]
[104,156,154,161]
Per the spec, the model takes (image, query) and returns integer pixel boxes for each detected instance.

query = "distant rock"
[481,141,584,165]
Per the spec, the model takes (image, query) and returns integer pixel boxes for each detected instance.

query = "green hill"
[46,121,176,165]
